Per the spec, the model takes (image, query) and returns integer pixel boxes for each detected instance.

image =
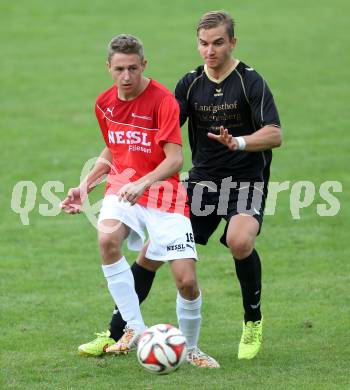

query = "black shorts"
[184,175,267,247]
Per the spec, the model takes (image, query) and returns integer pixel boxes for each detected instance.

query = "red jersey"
[95,79,188,216]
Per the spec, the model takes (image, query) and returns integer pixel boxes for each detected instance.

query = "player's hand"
[207,126,239,151]
[60,186,86,214]
[118,180,148,205]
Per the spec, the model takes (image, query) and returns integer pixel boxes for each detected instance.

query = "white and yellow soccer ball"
[137,324,187,374]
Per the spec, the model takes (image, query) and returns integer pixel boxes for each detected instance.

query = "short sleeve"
[155,94,182,147]
[174,78,190,127]
[95,102,109,146]
[247,76,281,129]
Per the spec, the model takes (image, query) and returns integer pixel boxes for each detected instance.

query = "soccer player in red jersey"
[61,34,219,368]
[105,11,282,361]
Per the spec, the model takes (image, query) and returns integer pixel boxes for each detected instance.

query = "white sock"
[102,257,145,332]
[176,291,202,350]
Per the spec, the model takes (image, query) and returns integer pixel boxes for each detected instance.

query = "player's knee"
[227,235,253,260]
[98,234,122,260]
[177,276,199,300]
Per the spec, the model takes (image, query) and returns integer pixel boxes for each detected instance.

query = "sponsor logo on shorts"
[167,244,186,252]
[186,244,195,252]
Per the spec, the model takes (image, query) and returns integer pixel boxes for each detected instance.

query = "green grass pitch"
[1,0,349,389]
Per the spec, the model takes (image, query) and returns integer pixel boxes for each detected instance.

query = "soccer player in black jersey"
[173,10,282,359]
[81,10,282,361]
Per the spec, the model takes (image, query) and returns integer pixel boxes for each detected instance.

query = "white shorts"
[98,195,197,261]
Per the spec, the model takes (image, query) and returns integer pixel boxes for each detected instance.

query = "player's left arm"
[240,124,282,151]
[118,142,183,204]
[208,75,282,152]
[208,124,282,152]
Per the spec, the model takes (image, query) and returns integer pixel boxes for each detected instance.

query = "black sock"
[234,249,262,323]
[109,262,156,341]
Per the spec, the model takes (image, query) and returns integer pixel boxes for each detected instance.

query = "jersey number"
[186,233,194,243]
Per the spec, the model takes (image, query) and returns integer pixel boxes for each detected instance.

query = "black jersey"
[175,61,281,182]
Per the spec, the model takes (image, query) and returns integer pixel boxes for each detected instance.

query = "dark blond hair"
[107,34,144,63]
[196,10,235,39]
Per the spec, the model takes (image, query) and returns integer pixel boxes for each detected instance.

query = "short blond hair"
[107,34,144,63]
[197,11,235,39]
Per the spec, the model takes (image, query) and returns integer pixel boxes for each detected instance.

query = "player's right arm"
[61,147,112,214]
[174,75,191,126]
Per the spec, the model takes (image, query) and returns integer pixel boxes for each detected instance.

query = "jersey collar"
[204,59,240,84]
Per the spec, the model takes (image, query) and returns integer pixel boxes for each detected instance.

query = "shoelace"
[243,327,254,344]
[243,322,260,344]
[188,347,216,367]
[94,331,110,339]
[119,327,135,345]
[88,331,110,346]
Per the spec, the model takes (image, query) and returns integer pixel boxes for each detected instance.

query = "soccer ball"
[137,324,187,374]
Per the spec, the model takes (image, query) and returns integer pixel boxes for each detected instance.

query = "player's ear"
[106,61,111,72]
[142,59,147,70]
[230,37,237,50]
[196,37,202,51]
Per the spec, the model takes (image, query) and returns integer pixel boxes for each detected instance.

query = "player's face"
[198,24,236,71]
[108,53,146,98]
